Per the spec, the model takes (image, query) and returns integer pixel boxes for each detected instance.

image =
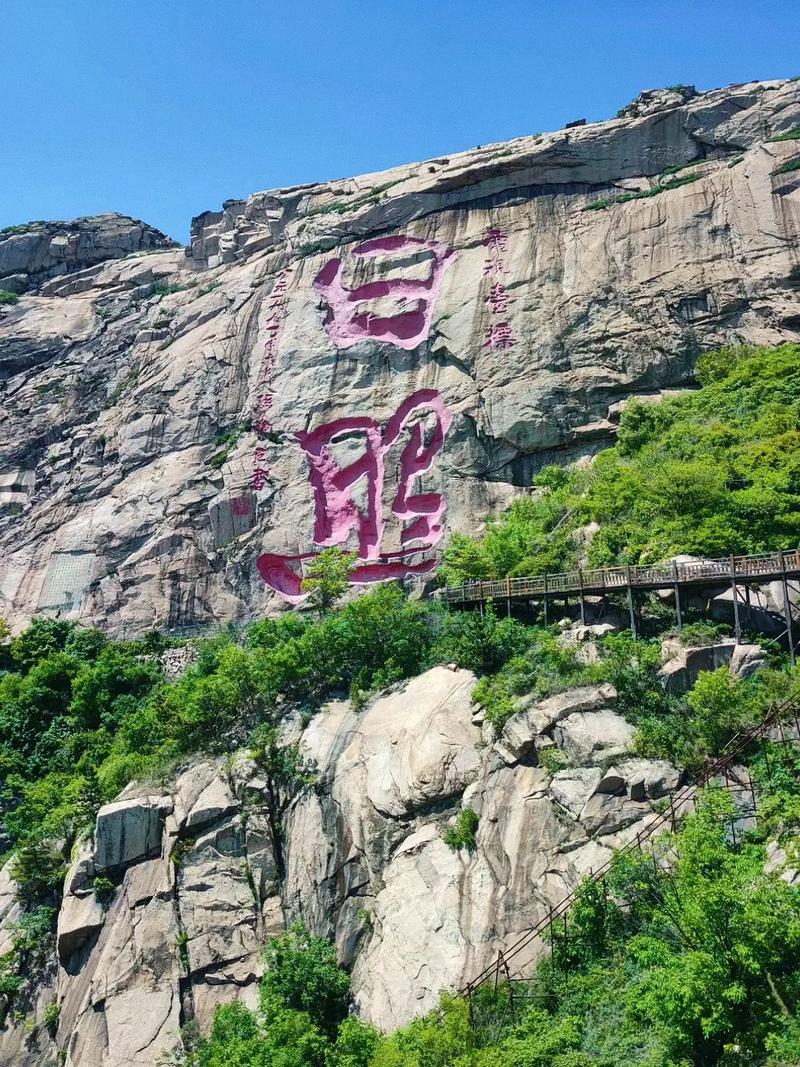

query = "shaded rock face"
[1,80,800,635]
[0,667,684,1061]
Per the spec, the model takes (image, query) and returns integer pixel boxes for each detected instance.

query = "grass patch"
[584,170,702,211]
[0,289,20,305]
[208,423,248,468]
[152,281,192,298]
[297,237,342,259]
[774,156,800,175]
[304,178,407,220]
[768,127,800,142]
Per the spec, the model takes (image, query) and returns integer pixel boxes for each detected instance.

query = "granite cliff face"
[2,79,800,635]
[1,663,695,1065]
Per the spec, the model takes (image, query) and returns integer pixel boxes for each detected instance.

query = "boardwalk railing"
[439,548,800,606]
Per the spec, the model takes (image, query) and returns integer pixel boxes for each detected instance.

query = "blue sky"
[2,0,798,242]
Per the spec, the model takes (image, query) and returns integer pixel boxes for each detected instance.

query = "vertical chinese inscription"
[482,227,517,351]
[251,266,292,491]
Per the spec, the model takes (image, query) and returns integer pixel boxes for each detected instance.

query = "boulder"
[708,581,799,636]
[57,892,106,962]
[550,767,602,818]
[559,623,616,644]
[94,795,172,872]
[500,684,618,760]
[342,667,481,817]
[658,640,738,694]
[579,793,653,837]
[552,708,635,765]
[184,776,239,831]
[595,768,626,795]
[606,758,682,801]
[730,643,770,678]
[65,838,96,897]
[172,760,223,828]
[765,841,800,886]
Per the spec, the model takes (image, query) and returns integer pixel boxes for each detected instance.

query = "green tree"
[302,549,356,615]
[261,924,351,1038]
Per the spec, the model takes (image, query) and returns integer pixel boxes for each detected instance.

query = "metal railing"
[439,548,800,605]
[461,688,800,1001]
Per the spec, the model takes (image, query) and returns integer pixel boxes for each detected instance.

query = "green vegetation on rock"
[441,344,800,580]
[774,156,800,175]
[181,789,800,1067]
[443,807,480,852]
[767,127,800,142]
[3,343,800,1062]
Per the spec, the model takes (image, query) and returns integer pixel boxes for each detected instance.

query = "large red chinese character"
[313,235,455,351]
[295,416,385,559]
[256,389,452,600]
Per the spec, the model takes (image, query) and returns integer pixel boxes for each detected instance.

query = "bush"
[472,629,589,735]
[0,289,19,305]
[432,602,532,676]
[93,876,116,910]
[443,808,480,852]
[261,923,351,1037]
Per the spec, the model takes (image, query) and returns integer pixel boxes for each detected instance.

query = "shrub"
[301,548,356,615]
[537,745,571,774]
[0,289,19,305]
[443,808,480,852]
[93,876,116,910]
[261,923,350,1037]
[43,1001,60,1034]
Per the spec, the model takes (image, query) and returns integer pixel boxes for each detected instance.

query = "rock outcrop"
[0,666,685,1062]
[1,80,800,635]
[0,214,177,295]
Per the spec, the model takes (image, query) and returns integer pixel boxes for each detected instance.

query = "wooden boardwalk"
[439,548,800,660]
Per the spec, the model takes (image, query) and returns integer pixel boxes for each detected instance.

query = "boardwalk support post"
[543,573,549,627]
[780,550,796,666]
[672,560,682,632]
[506,576,511,619]
[731,554,741,645]
[626,566,637,639]
[578,569,586,625]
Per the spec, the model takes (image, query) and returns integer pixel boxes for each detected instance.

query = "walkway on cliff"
[439,548,800,662]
